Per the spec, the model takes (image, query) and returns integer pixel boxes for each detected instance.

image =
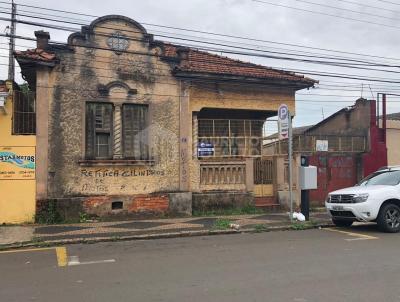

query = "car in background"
[325,166,400,233]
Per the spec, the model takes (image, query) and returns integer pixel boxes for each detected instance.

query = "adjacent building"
[0,80,36,223]
[264,98,388,205]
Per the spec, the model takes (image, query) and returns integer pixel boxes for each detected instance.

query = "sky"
[0,0,400,130]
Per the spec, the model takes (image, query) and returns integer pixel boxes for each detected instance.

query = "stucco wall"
[0,84,36,223]
[41,18,181,199]
[386,120,400,166]
[307,99,371,137]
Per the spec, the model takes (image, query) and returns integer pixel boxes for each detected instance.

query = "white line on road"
[68,255,116,266]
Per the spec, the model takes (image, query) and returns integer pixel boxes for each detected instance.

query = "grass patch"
[193,204,264,217]
[290,221,316,230]
[212,219,233,230]
[253,224,268,233]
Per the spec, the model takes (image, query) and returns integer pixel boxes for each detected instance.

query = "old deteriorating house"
[15,15,316,220]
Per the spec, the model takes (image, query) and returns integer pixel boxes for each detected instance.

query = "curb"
[0,222,334,251]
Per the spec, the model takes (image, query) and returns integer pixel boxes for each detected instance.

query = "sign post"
[278,104,293,222]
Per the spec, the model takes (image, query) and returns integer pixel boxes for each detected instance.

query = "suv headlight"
[352,193,369,203]
[325,195,331,203]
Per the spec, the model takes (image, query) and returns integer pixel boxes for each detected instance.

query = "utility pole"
[288,113,293,223]
[8,0,16,82]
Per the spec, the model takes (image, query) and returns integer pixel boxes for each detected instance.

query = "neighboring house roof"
[163,44,316,84]
[0,81,7,93]
[14,48,56,63]
[384,112,400,121]
[266,125,314,140]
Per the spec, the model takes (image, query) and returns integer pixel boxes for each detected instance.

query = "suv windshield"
[358,170,400,186]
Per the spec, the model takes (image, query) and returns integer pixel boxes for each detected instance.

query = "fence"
[200,162,246,185]
[263,135,367,155]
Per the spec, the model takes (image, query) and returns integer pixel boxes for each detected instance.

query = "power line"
[4,13,400,78]
[7,33,400,85]
[373,0,400,7]
[251,0,400,29]
[5,0,400,63]
[6,9,400,69]
[289,0,400,21]
[334,0,400,14]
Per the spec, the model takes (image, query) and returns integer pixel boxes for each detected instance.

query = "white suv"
[325,166,400,233]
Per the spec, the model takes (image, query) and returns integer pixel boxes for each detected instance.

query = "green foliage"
[193,204,264,217]
[212,219,233,230]
[19,83,30,94]
[79,212,89,223]
[290,221,315,230]
[253,224,268,232]
[35,200,63,224]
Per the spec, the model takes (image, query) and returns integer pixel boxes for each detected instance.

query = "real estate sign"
[0,146,36,180]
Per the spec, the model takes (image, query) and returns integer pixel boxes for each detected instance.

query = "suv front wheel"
[332,219,353,227]
[377,203,400,233]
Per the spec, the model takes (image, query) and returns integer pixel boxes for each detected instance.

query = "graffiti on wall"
[80,168,167,194]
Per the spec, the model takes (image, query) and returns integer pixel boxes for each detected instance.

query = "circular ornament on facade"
[107,31,129,53]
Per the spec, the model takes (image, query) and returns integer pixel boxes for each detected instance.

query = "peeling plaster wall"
[42,18,181,199]
[188,83,296,193]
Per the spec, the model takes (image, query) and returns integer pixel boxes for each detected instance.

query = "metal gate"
[253,158,274,197]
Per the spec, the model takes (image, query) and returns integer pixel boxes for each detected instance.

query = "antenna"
[360,83,364,98]
[7,0,16,82]
[321,107,325,120]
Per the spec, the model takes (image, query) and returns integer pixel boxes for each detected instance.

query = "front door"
[253,158,274,198]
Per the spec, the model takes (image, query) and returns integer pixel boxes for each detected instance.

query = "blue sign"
[198,142,214,157]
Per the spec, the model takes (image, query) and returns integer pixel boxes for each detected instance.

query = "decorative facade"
[15,15,316,220]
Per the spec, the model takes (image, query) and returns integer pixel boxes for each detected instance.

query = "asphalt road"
[1,224,400,302]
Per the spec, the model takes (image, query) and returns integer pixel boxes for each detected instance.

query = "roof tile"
[163,44,316,84]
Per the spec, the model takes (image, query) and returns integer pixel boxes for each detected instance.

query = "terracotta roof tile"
[14,48,56,63]
[163,44,316,84]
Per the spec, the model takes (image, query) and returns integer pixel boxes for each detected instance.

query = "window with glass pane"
[86,103,113,159]
[122,104,148,160]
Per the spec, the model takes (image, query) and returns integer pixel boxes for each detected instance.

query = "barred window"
[13,90,36,135]
[85,102,149,160]
[122,104,148,160]
[86,102,113,159]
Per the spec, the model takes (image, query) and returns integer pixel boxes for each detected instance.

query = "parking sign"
[278,104,289,140]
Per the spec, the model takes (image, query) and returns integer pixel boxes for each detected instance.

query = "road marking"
[55,247,68,267]
[0,247,54,254]
[67,255,116,266]
[0,247,68,267]
[324,228,379,241]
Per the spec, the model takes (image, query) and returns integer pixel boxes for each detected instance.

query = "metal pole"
[8,0,16,82]
[288,111,293,223]
[382,93,387,144]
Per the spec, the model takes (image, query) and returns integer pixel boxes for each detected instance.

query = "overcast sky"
[1,0,400,128]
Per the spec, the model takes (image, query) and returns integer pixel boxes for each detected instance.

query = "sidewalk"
[0,212,332,249]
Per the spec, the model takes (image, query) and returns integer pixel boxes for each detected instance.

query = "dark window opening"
[13,90,36,135]
[111,201,123,210]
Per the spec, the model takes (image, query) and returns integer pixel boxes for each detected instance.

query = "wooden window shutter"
[86,103,113,159]
[85,103,96,159]
[123,104,148,160]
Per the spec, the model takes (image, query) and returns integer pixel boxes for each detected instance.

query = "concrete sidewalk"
[0,212,331,249]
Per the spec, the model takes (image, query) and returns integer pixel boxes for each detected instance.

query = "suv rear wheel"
[377,203,400,233]
[332,219,353,227]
